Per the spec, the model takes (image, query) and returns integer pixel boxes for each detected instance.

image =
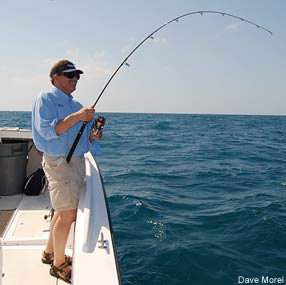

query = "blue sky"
[0,0,285,114]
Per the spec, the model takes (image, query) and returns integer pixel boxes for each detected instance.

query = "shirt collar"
[51,86,74,102]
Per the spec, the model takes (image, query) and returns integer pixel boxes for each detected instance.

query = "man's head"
[50,60,83,95]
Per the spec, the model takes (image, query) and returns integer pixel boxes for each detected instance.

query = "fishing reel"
[92,116,106,135]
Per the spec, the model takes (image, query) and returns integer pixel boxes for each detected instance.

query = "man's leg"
[44,211,59,255]
[53,209,77,267]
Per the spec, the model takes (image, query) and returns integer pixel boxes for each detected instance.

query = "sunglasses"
[60,71,80,79]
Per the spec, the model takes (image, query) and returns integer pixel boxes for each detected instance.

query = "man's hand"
[90,129,103,141]
[77,107,95,122]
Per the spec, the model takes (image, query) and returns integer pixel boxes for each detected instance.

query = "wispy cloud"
[214,22,241,38]
[121,37,137,54]
[152,36,168,44]
[42,50,112,79]
[82,60,112,79]
[65,49,80,59]
[93,50,108,58]
[225,22,241,31]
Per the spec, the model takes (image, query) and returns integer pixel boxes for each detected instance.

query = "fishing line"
[66,10,272,162]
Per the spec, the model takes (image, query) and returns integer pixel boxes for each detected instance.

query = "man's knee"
[58,209,77,225]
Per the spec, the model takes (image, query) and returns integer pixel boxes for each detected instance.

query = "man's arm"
[55,107,95,136]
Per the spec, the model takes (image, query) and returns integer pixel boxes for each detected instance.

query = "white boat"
[0,127,121,285]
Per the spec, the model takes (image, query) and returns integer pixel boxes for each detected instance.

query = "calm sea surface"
[1,111,286,285]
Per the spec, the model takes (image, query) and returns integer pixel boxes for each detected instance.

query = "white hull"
[73,152,121,284]
[0,128,121,285]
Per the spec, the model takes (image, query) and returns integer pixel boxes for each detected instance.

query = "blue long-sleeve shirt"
[32,86,101,157]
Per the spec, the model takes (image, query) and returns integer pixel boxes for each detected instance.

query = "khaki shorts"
[42,154,85,211]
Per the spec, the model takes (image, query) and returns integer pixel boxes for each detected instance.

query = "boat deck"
[2,246,71,285]
[0,192,73,285]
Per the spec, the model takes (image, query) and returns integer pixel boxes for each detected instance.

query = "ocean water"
[1,111,286,285]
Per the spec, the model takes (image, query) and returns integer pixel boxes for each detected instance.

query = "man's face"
[53,71,80,95]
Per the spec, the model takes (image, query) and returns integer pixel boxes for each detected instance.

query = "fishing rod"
[66,10,272,162]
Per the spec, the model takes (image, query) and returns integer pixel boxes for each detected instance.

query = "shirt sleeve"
[33,93,59,140]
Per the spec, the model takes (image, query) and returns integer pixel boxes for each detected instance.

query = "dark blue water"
[1,111,286,285]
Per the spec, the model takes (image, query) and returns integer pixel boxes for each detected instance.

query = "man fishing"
[32,59,102,283]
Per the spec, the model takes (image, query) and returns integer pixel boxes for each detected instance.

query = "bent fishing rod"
[66,10,272,163]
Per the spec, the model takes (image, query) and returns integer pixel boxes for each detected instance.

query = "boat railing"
[72,152,121,284]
